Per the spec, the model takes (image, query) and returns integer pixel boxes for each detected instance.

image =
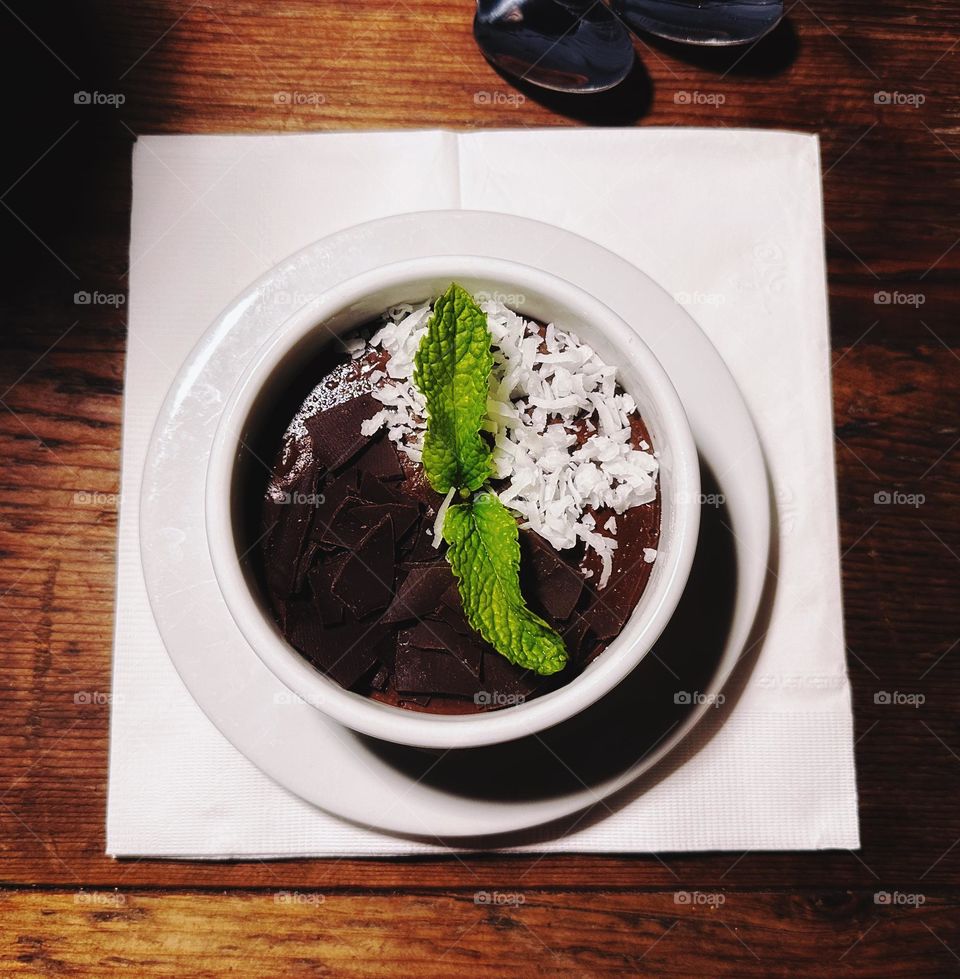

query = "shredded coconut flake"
[432,487,456,548]
[362,299,659,587]
[643,547,658,564]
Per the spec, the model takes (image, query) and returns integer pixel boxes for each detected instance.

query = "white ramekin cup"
[206,256,700,750]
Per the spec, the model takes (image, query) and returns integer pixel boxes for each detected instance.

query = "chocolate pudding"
[256,305,661,714]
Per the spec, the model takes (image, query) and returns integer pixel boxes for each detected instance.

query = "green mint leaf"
[443,493,568,676]
[413,283,494,495]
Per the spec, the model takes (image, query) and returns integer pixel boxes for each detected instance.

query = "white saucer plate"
[140,211,770,839]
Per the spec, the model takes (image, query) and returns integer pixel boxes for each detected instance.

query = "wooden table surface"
[1,0,958,974]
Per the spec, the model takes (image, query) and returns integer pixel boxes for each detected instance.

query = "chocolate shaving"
[381,563,454,624]
[439,582,462,611]
[405,620,483,678]
[351,502,419,541]
[402,520,442,562]
[561,613,595,662]
[358,470,404,506]
[331,516,395,617]
[313,469,358,524]
[369,663,390,691]
[320,506,372,551]
[353,433,404,481]
[481,650,539,699]
[583,574,636,640]
[317,499,418,551]
[521,530,584,622]
[294,540,320,593]
[263,456,322,600]
[395,641,481,698]
[312,490,362,546]
[304,392,379,472]
[285,603,379,689]
[307,553,350,627]
[539,563,584,622]
[431,601,473,637]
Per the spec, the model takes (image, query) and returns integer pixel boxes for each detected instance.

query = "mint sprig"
[413,283,568,677]
[444,493,568,675]
[413,282,494,496]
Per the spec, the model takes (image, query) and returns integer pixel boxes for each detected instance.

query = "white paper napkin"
[107,129,859,856]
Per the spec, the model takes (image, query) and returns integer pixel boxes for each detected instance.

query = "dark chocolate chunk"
[351,502,419,541]
[285,603,379,689]
[312,489,362,546]
[394,642,481,698]
[481,650,539,700]
[263,456,322,600]
[405,620,455,650]
[284,600,324,660]
[521,530,584,622]
[306,553,350,627]
[295,540,320,592]
[561,613,595,662]
[316,506,371,550]
[304,393,380,472]
[330,516,395,617]
[369,662,390,691]
[353,433,404,481]
[317,498,417,551]
[403,519,442,562]
[539,563,584,622]
[312,469,358,525]
[583,574,635,640]
[401,694,431,707]
[432,601,473,637]
[521,528,557,573]
[357,472,420,510]
[406,620,483,677]
[381,563,454,624]
[439,582,462,611]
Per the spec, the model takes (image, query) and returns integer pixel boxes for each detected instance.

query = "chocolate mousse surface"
[256,327,661,715]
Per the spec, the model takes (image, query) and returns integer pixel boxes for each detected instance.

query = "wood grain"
[3,890,960,977]
[1,0,959,972]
